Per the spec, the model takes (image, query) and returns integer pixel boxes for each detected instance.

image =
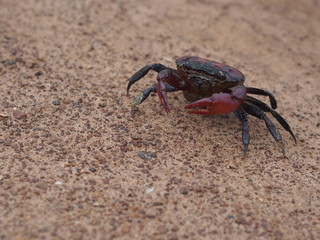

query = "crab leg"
[242,102,282,143]
[185,85,247,115]
[127,63,184,112]
[245,96,296,142]
[127,63,167,95]
[234,107,250,153]
[132,83,177,106]
[246,87,277,109]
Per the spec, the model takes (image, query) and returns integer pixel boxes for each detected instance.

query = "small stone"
[104,112,113,117]
[7,60,16,65]
[52,100,61,106]
[119,140,127,147]
[112,184,121,190]
[146,135,155,141]
[73,101,82,108]
[180,187,188,195]
[99,102,107,108]
[2,101,9,108]
[141,169,150,174]
[131,134,140,140]
[157,225,168,234]
[168,234,178,240]
[12,110,27,120]
[171,225,179,232]
[137,151,156,160]
[120,223,131,234]
[89,168,97,173]
[112,135,123,142]
[145,209,158,218]
[146,187,154,194]
[35,182,48,191]
[89,219,101,226]
[274,230,283,238]
[35,71,43,76]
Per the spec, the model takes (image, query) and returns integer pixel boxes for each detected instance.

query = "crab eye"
[218,70,226,79]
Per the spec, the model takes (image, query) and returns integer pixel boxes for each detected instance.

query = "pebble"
[180,187,189,195]
[12,110,27,120]
[89,219,101,226]
[119,223,131,234]
[136,164,144,168]
[146,135,155,141]
[157,225,168,234]
[274,230,283,238]
[35,71,43,76]
[168,234,178,240]
[52,100,61,106]
[146,187,154,194]
[145,209,158,218]
[112,135,123,142]
[2,101,9,108]
[6,60,16,65]
[99,102,107,108]
[137,151,156,160]
[141,169,150,174]
[131,134,140,140]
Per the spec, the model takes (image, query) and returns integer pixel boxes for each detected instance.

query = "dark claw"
[132,87,155,106]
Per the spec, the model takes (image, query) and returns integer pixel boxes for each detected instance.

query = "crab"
[127,56,296,152]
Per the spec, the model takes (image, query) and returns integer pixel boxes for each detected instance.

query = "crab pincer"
[185,85,247,115]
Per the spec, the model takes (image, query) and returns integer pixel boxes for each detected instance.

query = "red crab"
[127,56,295,152]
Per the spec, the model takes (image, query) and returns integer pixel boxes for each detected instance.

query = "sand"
[0,0,319,239]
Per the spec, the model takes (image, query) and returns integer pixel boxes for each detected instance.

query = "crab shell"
[176,56,245,102]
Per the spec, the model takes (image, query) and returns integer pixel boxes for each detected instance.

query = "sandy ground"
[0,0,319,239]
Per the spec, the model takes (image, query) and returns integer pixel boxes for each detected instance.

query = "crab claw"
[157,80,170,114]
[185,85,247,115]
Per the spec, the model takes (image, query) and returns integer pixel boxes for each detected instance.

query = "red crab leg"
[157,79,170,113]
[185,85,247,115]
